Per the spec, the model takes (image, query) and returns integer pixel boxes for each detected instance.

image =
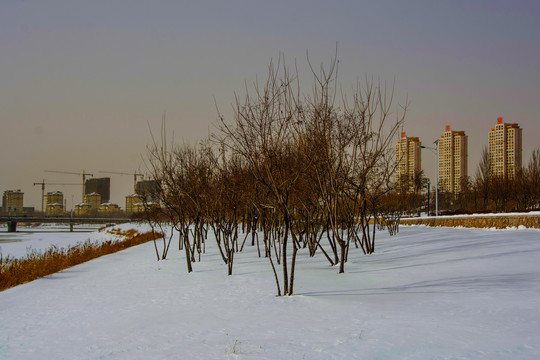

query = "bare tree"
[145,122,201,272]
[474,146,491,211]
[527,149,540,209]
[216,55,310,295]
[146,50,407,295]
[217,51,406,287]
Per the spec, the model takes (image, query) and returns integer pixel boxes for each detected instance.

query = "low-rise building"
[2,190,24,215]
[84,193,101,215]
[46,191,64,207]
[74,203,92,217]
[98,203,122,216]
[125,194,144,214]
[46,203,64,217]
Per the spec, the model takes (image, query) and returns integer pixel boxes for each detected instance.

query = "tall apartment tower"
[488,117,522,179]
[395,132,421,192]
[85,178,110,203]
[438,125,468,193]
[135,180,160,202]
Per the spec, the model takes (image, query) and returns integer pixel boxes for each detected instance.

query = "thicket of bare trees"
[144,53,407,296]
[465,147,540,213]
[400,147,540,215]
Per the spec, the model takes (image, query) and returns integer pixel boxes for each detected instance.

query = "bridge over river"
[0,217,132,232]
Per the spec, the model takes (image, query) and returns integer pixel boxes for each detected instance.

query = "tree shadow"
[299,272,540,297]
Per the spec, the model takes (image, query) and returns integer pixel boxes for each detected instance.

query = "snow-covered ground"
[1,224,539,359]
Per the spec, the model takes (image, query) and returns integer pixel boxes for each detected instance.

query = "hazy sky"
[1,0,539,210]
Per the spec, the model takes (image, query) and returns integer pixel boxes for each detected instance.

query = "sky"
[1,0,539,210]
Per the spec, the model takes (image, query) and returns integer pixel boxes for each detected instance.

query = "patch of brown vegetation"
[0,229,163,292]
[400,215,540,229]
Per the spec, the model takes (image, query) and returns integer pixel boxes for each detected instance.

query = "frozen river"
[0,223,106,259]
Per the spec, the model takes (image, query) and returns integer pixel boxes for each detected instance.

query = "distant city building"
[45,191,64,216]
[46,191,63,207]
[46,203,64,217]
[84,193,102,215]
[488,117,522,179]
[135,180,160,202]
[74,203,92,217]
[133,202,160,213]
[85,178,110,203]
[438,125,468,193]
[395,132,421,192]
[125,194,145,215]
[2,190,24,216]
[98,203,121,216]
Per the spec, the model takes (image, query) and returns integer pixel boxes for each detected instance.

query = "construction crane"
[44,170,93,202]
[33,180,81,213]
[100,171,144,194]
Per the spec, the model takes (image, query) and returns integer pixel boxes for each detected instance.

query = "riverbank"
[0,226,161,291]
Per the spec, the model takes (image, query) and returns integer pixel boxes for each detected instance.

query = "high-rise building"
[395,132,421,192]
[135,180,160,202]
[85,178,110,203]
[488,117,522,179]
[437,125,468,193]
[2,190,24,215]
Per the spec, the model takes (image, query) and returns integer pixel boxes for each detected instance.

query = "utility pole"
[419,139,439,216]
[426,181,430,215]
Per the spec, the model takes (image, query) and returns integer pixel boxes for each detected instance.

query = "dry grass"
[400,215,540,229]
[0,229,163,292]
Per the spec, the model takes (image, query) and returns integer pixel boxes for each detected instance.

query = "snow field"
[0,224,539,359]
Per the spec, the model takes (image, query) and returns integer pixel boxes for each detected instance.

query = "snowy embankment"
[413,211,540,219]
[401,212,540,229]
[1,224,539,359]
